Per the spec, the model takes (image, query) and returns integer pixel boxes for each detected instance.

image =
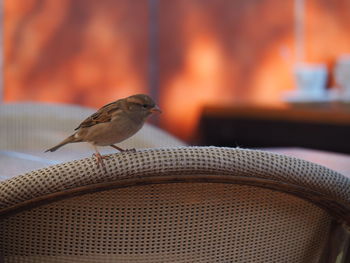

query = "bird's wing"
[74,101,121,130]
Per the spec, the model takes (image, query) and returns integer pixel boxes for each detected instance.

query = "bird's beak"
[150,105,162,114]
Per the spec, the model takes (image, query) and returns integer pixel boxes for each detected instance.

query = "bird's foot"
[92,153,110,172]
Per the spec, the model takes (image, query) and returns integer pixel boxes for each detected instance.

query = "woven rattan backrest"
[1,147,350,262]
[1,183,331,262]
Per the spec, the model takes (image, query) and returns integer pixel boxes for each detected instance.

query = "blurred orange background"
[4,0,350,140]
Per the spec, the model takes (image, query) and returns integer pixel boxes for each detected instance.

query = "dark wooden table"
[198,103,350,153]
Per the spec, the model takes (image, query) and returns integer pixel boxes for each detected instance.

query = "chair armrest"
[1,147,349,224]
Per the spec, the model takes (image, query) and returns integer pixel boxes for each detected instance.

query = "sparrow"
[45,94,161,170]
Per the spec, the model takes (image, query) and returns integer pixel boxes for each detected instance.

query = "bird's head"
[124,94,161,119]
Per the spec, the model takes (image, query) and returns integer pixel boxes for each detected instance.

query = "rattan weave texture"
[0,147,349,219]
[1,147,350,262]
[1,183,331,262]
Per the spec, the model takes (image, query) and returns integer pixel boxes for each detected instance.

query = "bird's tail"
[45,134,80,152]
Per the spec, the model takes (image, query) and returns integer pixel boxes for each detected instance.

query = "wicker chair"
[1,104,350,262]
[1,146,350,262]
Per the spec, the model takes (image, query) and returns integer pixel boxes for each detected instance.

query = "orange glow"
[5,0,350,141]
[162,35,225,139]
[305,0,350,64]
[251,38,295,105]
[4,0,147,108]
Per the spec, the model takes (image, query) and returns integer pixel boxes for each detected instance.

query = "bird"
[45,94,161,170]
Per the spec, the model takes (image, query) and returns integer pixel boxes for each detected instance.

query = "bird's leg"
[110,144,136,153]
[92,145,109,172]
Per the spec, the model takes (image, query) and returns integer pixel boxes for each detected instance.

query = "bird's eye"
[142,104,148,108]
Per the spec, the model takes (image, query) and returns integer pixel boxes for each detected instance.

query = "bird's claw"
[92,153,110,172]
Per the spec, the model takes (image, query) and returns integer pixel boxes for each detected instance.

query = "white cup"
[294,63,328,98]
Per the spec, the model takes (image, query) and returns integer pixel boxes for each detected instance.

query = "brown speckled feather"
[45,94,160,156]
[74,101,121,130]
